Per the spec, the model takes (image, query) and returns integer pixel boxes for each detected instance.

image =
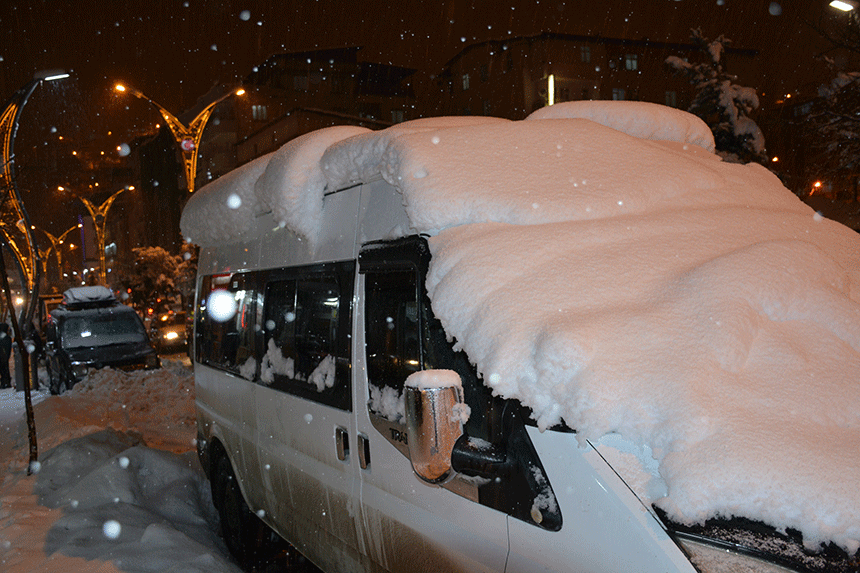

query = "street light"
[37,224,82,283]
[78,187,130,285]
[114,83,245,194]
[830,1,858,11]
[1,70,70,311]
[0,70,69,472]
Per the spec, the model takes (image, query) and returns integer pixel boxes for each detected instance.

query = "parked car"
[150,311,188,353]
[45,286,160,394]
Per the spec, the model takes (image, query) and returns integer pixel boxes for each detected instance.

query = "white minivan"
[181,101,860,573]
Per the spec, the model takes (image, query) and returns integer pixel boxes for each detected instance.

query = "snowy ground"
[0,358,245,573]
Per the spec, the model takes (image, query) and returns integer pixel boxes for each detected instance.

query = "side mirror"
[404,369,467,483]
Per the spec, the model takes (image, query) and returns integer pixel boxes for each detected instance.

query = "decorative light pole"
[0,69,68,473]
[78,187,129,285]
[0,221,31,289]
[114,83,245,194]
[37,224,82,282]
[1,70,69,312]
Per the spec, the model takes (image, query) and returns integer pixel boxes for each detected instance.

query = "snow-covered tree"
[117,246,180,314]
[666,29,768,164]
[799,2,860,203]
[175,241,199,309]
[808,68,860,201]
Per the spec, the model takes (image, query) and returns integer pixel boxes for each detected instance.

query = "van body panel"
[351,276,510,573]
[198,236,261,277]
[195,363,263,510]
[253,384,363,560]
[317,185,362,261]
[356,179,414,246]
[505,427,696,573]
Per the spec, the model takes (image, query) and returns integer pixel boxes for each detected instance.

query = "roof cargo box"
[62,286,117,309]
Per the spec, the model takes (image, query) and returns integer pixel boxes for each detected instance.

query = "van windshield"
[61,312,147,348]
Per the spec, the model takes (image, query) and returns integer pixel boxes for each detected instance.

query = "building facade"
[220,48,417,168]
[433,33,759,119]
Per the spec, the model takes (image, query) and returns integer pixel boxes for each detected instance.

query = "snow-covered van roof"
[181,101,860,555]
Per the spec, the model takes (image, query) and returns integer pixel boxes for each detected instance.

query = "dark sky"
[1,0,841,119]
[0,0,850,232]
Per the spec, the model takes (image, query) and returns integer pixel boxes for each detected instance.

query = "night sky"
[0,0,850,233]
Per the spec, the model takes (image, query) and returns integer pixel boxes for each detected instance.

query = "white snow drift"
[0,363,241,573]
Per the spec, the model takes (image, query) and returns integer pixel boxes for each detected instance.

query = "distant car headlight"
[163,331,179,341]
[677,536,801,573]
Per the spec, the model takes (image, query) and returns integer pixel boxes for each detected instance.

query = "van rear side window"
[196,273,257,378]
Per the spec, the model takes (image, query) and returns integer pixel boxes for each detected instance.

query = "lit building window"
[665,91,677,107]
[252,105,268,121]
[559,87,570,102]
[625,54,638,70]
[581,46,591,63]
[612,88,626,100]
[462,73,470,90]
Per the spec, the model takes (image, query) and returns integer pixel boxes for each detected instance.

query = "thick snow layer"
[181,152,272,247]
[181,101,860,554]
[255,125,371,247]
[0,362,241,572]
[526,99,716,153]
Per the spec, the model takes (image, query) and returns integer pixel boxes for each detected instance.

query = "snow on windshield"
[181,100,860,554]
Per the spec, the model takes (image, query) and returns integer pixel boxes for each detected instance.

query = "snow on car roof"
[181,101,860,554]
[62,286,116,306]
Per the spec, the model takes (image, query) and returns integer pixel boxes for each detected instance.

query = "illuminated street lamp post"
[830,1,858,11]
[1,70,70,315]
[78,187,130,285]
[114,83,245,194]
[1,69,69,473]
[0,221,31,290]
[37,224,82,282]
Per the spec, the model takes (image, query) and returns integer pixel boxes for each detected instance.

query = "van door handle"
[336,426,349,462]
[358,433,370,469]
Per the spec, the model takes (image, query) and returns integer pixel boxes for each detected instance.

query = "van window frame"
[195,272,259,379]
[359,235,562,531]
[256,260,355,412]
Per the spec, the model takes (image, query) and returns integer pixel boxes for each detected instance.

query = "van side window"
[258,262,354,411]
[360,236,561,531]
[364,269,422,422]
[196,273,257,378]
[363,258,492,439]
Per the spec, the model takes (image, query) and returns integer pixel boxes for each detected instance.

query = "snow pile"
[182,117,508,248]
[0,362,239,572]
[181,101,860,554]
[255,125,370,247]
[526,99,715,153]
[180,152,272,246]
[52,362,197,453]
[30,430,229,573]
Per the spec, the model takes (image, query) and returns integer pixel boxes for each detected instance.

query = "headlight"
[677,536,802,573]
[163,331,179,341]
